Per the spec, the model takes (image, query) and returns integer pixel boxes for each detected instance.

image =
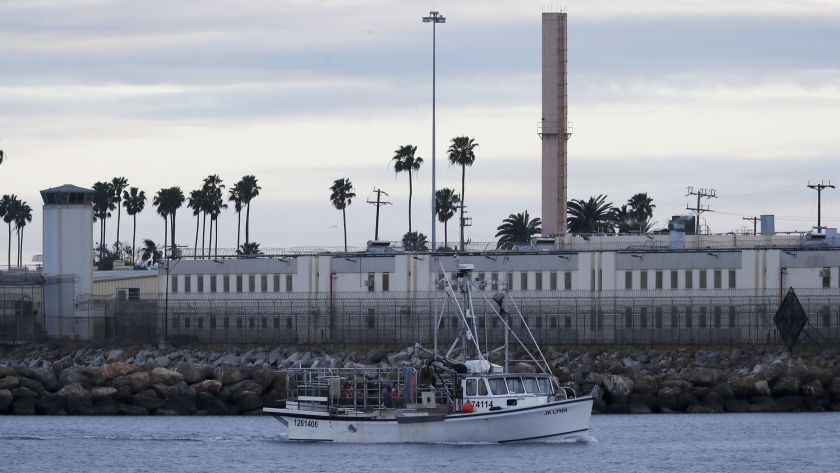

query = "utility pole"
[742,216,760,236]
[423,10,446,252]
[366,188,391,241]
[807,181,835,231]
[686,187,717,235]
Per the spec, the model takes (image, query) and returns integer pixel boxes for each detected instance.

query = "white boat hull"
[264,396,592,443]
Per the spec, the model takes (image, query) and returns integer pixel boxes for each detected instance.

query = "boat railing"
[283,367,451,415]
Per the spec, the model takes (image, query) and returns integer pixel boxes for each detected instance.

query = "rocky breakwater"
[2,344,840,415]
[553,348,840,414]
[0,346,299,416]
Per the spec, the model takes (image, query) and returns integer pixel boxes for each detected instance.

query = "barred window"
[625,271,633,290]
[640,271,648,290]
[714,270,722,289]
[184,275,191,293]
[699,270,707,289]
[729,270,736,289]
[655,271,663,290]
[550,272,557,290]
[535,272,543,291]
[565,272,572,290]
[685,271,693,289]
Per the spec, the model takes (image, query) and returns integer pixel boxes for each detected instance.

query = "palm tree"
[495,211,542,250]
[567,194,617,234]
[447,136,478,251]
[329,178,355,252]
[139,239,162,267]
[166,187,185,258]
[14,201,32,267]
[435,188,460,249]
[208,186,227,258]
[239,175,261,245]
[92,181,116,262]
[237,242,262,256]
[401,231,428,251]
[187,188,205,258]
[228,181,245,250]
[122,187,146,264]
[153,189,169,258]
[627,193,655,233]
[0,195,17,268]
[392,145,423,233]
[201,175,224,258]
[111,177,128,253]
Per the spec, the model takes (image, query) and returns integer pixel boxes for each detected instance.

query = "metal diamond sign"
[773,288,808,351]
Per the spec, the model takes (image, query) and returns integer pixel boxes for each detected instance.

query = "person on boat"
[383,382,393,408]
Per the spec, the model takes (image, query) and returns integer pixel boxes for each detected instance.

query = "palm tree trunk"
[16,228,21,267]
[132,214,137,265]
[163,216,168,260]
[460,165,466,251]
[236,211,241,251]
[407,169,413,234]
[7,223,11,269]
[116,205,122,253]
[201,212,207,259]
[100,219,106,263]
[444,220,448,247]
[19,228,24,267]
[342,208,347,252]
[170,213,177,258]
[245,202,251,245]
[213,217,219,258]
[194,214,199,259]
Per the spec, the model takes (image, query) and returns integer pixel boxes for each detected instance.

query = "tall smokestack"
[541,12,569,236]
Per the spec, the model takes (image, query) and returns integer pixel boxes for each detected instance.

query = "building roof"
[93,270,158,282]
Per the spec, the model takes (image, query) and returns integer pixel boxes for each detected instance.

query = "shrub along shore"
[1,343,839,415]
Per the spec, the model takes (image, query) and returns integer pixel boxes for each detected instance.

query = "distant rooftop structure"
[40,184,95,205]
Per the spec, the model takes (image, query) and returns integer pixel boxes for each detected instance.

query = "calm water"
[1,413,837,472]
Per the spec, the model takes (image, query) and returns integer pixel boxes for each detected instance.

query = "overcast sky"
[1,0,839,258]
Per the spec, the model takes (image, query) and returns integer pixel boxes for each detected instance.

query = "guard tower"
[40,184,95,338]
[540,12,571,237]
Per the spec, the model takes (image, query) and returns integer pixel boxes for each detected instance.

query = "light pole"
[423,10,445,252]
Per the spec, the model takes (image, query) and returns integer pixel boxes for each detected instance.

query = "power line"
[366,188,391,241]
[808,181,835,231]
[742,216,760,236]
[686,186,717,234]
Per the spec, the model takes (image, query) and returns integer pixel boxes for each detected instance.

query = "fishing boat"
[263,263,592,443]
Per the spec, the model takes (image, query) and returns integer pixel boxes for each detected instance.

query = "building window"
[685,271,693,289]
[507,273,513,290]
[729,270,736,289]
[274,275,280,292]
[640,271,648,290]
[127,288,140,301]
[625,307,633,328]
[197,317,204,329]
[714,307,722,328]
[822,267,831,288]
[520,272,528,291]
[699,307,707,328]
[625,271,633,290]
[223,276,230,293]
[550,272,557,290]
[685,307,693,328]
[367,273,375,292]
[670,270,678,289]
[171,276,178,293]
[535,272,543,291]
[655,307,663,328]
[491,272,499,289]
[210,317,217,329]
[729,306,736,328]
[184,275,191,293]
[640,307,648,328]
[184,317,191,329]
[235,275,242,293]
[655,271,663,290]
[714,270,722,289]
[197,276,204,293]
[670,307,679,328]
[565,272,572,290]
[699,270,707,289]
[248,275,255,293]
[286,275,293,292]
[261,275,268,292]
[382,273,390,292]
[210,276,217,293]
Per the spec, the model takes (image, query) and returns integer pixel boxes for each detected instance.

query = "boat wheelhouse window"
[466,378,477,397]
[478,379,488,396]
[537,377,551,395]
[506,377,525,394]
[487,378,508,395]
[523,377,539,394]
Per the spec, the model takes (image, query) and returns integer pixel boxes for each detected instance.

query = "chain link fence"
[22,289,833,346]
